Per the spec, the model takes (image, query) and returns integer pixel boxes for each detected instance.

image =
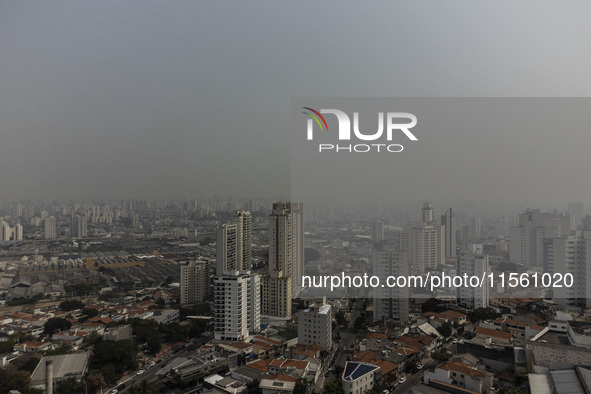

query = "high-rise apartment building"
[45,216,57,239]
[510,209,574,269]
[262,203,294,318]
[1,222,12,241]
[404,202,444,274]
[232,210,252,271]
[544,220,591,309]
[180,260,211,305]
[70,215,87,238]
[298,299,332,350]
[457,252,489,309]
[13,224,23,241]
[470,216,482,240]
[216,223,240,275]
[372,219,384,243]
[213,217,260,341]
[568,203,584,226]
[372,243,409,322]
[213,274,260,341]
[440,208,456,259]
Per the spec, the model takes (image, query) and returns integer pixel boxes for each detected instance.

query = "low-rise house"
[260,374,297,394]
[14,341,52,353]
[474,327,512,346]
[423,361,495,394]
[440,310,467,326]
[341,361,381,394]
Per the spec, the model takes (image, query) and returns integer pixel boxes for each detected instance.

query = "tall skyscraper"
[180,260,211,305]
[268,203,293,277]
[470,216,481,240]
[45,216,57,239]
[13,224,23,241]
[232,210,252,271]
[372,243,409,322]
[216,223,240,275]
[1,222,11,241]
[70,215,87,238]
[290,202,305,291]
[568,202,584,226]
[262,203,294,318]
[440,208,456,259]
[457,252,489,309]
[404,202,444,274]
[213,218,260,341]
[421,202,434,224]
[372,219,384,243]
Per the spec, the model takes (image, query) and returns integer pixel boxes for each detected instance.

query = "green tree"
[405,359,417,373]
[82,307,99,318]
[59,299,85,311]
[437,322,453,338]
[353,316,365,330]
[100,363,118,384]
[134,380,159,394]
[323,380,344,394]
[293,378,308,394]
[368,383,384,394]
[93,339,138,373]
[56,377,85,394]
[499,388,520,394]
[85,371,107,394]
[44,317,72,336]
[20,356,40,374]
[83,330,102,347]
[246,379,262,394]
[335,311,348,327]
[0,340,14,353]
[421,298,440,313]
[132,318,162,354]
[431,351,451,363]
[467,307,499,323]
[0,369,32,394]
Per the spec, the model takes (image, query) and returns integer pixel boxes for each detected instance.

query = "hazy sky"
[2,1,591,205]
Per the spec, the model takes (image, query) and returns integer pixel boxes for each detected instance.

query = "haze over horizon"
[2,1,591,207]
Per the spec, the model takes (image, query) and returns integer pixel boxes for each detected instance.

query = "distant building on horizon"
[510,209,574,269]
[70,215,87,238]
[45,216,57,239]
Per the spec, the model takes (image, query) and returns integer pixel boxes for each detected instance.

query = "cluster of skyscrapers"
[181,203,304,342]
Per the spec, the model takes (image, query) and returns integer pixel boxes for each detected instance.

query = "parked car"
[399,377,406,384]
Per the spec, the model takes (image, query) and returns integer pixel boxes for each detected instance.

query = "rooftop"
[342,361,379,381]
